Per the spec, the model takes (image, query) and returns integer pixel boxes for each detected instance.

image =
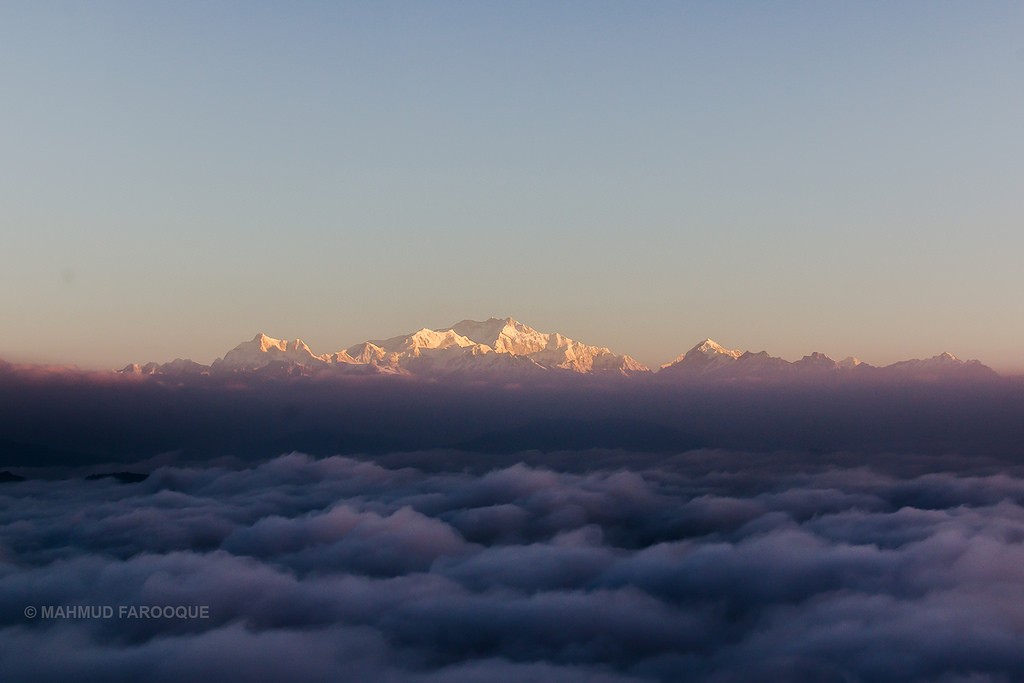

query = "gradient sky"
[2,2,1023,371]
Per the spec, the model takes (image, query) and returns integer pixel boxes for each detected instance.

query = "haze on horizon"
[2,3,1023,371]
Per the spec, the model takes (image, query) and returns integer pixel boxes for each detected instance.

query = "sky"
[1,1,1022,371]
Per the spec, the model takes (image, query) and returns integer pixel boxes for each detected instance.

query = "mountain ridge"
[656,337,996,382]
[117,320,999,382]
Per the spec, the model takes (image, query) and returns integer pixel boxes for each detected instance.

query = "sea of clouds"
[3,448,1024,682]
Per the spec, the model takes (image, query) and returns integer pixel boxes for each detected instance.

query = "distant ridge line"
[113,317,999,382]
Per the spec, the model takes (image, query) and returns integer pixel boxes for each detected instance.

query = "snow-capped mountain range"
[120,317,998,382]
[656,339,994,381]
[123,318,649,378]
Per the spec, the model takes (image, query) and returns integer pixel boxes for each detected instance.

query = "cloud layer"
[4,449,1024,681]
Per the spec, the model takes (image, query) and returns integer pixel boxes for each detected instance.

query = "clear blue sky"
[2,2,1023,370]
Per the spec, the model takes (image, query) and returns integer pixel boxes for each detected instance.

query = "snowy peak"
[447,317,549,356]
[441,318,648,375]
[447,317,519,344]
[660,338,743,374]
[689,339,742,359]
[252,332,285,353]
[212,332,329,373]
[246,333,315,356]
[661,339,859,378]
[365,328,477,354]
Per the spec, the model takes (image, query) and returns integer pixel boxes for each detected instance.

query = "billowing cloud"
[4,449,1024,681]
